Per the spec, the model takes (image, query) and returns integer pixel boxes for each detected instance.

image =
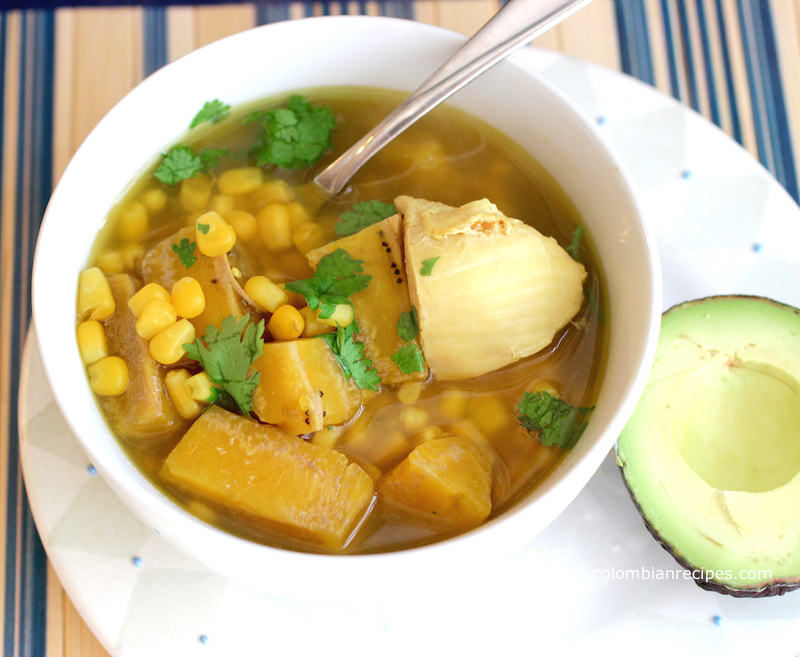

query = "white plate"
[19,47,800,656]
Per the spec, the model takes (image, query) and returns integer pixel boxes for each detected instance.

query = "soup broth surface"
[80,87,607,554]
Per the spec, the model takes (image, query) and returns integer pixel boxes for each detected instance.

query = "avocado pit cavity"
[672,359,800,493]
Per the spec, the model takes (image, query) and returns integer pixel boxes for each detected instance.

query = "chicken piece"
[398,196,586,380]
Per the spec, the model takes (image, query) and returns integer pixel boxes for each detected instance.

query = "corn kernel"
[87,356,128,396]
[292,222,325,254]
[526,379,561,399]
[257,203,293,251]
[121,243,145,270]
[118,202,149,242]
[165,369,203,420]
[287,201,311,229]
[400,406,429,433]
[142,187,168,213]
[149,319,195,365]
[95,250,125,275]
[180,175,212,212]
[397,382,423,404]
[128,282,170,318]
[171,277,205,319]
[244,276,288,313]
[226,210,258,242]
[76,320,108,365]
[317,303,354,328]
[186,371,215,402]
[218,167,262,196]
[267,304,304,340]
[299,306,334,337]
[136,299,178,341]
[439,388,468,418]
[468,395,510,434]
[250,179,293,208]
[196,211,236,257]
[208,194,235,216]
[78,267,116,321]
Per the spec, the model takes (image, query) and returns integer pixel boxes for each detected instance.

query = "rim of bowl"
[32,15,662,584]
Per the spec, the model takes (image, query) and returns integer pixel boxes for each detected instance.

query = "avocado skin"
[618,462,800,597]
[617,294,800,598]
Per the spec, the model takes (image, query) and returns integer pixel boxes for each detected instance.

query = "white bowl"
[32,16,661,601]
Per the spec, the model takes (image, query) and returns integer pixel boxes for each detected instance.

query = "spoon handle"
[314,0,594,196]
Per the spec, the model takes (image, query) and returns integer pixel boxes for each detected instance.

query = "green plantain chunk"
[161,406,375,550]
[101,274,187,444]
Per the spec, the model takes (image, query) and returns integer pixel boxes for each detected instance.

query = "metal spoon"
[314,0,594,196]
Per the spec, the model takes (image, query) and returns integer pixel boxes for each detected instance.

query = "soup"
[75,88,607,554]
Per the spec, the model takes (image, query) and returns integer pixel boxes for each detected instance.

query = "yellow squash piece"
[140,226,256,336]
[306,215,428,385]
[251,337,362,435]
[161,406,375,550]
[378,435,493,532]
[100,274,188,443]
[397,196,587,380]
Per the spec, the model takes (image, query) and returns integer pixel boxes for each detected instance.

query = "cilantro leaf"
[249,95,337,169]
[190,99,231,129]
[397,307,419,342]
[153,145,202,184]
[198,147,228,171]
[391,344,425,374]
[197,222,210,234]
[335,201,397,237]
[322,322,381,391]
[183,314,265,417]
[420,256,441,276]
[516,391,594,450]
[566,225,583,262]
[285,248,371,319]
[171,238,197,268]
[153,145,229,185]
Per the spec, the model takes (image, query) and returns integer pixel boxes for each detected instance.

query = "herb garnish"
[335,201,397,237]
[322,322,381,391]
[565,225,583,262]
[171,238,197,268]
[190,99,231,129]
[153,145,229,185]
[397,307,419,342]
[420,256,441,276]
[183,314,265,418]
[391,344,425,374]
[516,391,594,450]
[197,222,210,234]
[284,249,371,319]
[248,95,336,169]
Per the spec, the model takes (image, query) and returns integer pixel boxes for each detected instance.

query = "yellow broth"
[81,87,608,554]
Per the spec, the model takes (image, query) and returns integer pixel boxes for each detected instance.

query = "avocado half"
[617,295,800,597]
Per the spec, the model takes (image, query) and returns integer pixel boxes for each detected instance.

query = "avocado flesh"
[617,295,800,596]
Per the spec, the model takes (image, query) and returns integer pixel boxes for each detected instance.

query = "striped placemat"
[2,1,799,654]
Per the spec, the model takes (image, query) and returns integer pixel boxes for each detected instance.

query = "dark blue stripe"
[737,0,798,202]
[659,0,683,101]
[694,0,721,127]
[5,10,54,657]
[143,6,168,77]
[380,1,414,19]
[613,0,655,85]
[714,0,743,144]
[675,0,699,110]
[255,2,290,24]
